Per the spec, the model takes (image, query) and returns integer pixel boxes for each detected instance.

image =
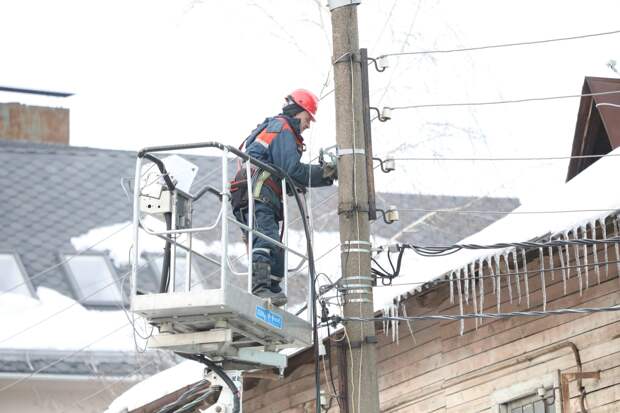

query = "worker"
[231,89,337,306]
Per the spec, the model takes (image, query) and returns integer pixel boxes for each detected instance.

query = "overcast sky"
[1,0,619,201]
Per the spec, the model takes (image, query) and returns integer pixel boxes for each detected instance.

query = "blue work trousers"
[234,201,284,289]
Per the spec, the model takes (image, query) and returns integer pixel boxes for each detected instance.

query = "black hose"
[287,177,322,413]
[159,212,172,293]
[142,153,175,191]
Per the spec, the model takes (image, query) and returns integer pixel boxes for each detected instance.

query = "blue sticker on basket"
[256,306,283,329]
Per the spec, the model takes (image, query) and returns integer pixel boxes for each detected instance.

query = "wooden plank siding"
[244,224,620,412]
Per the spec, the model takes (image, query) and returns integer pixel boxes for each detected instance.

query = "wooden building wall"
[244,224,620,412]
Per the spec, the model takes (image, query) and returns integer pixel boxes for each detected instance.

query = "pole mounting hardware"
[369,106,392,122]
[367,55,389,72]
[372,156,396,173]
[327,0,361,11]
[376,206,399,224]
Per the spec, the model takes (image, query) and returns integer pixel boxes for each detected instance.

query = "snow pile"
[0,287,142,351]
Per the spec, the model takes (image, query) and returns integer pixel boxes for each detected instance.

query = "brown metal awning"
[566,76,620,181]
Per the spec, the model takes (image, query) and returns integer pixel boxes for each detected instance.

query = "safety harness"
[230,116,304,214]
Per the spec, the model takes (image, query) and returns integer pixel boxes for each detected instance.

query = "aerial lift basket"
[130,142,315,371]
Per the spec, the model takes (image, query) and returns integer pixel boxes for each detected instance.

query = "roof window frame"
[60,252,124,307]
[0,251,37,298]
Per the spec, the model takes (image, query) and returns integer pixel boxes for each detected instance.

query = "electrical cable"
[385,90,620,111]
[389,153,620,161]
[0,264,146,346]
[329,304,620,324]
[176,353,240,413]
[325,322,343,410]
[159,212,173,293]
[397,207,620,216]
[369,258,620,288]
[72,358,161,407]
[378,28,620,57]
[0,222,131,298]
[597,103,620,109]
[399,236,620,257]
[154,378,213,413]
[0,323,128,393]
[171,387,219,413]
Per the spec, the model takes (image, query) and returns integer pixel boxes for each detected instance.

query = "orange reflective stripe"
[256,130,277,146]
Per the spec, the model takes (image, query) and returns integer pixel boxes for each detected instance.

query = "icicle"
[539,247,547,311]
[512,250,522,304]
[582,225,590,289]
[449,271,455,304]
[492,256,501,312]
[502,253,513,304]
[470,262,479,330]
[563,231,572,281]
[479,259,485,319]
[383,305,389,338]
[590,221,601,285]
[464,265,470,305]
[392,302,398,344]
[571,230,584,296]
[601,217,609,279]
[401,302,416,345]
[395,300,400,345]
[490,257,496,293]
[547,245,555,281]
[614,218,620,279]
[521,248,530,308]
[557,237,568,296]
[455,268,465,335]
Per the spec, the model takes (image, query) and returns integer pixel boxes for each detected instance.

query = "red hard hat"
[288,89,318,121]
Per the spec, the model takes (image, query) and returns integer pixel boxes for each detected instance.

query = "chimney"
[0,102,70,145]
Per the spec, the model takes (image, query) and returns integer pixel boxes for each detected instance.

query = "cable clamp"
[340,288,373,295]
[336,148,366,157]
[341,248,370,254]
[327,0,361,11]
[342,240,372,246]
[339,276,374,283]
[340,243,372,254]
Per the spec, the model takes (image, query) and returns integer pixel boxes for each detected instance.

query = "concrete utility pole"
[328,1,381,412]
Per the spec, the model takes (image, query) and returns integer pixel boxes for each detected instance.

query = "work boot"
[252,262,287,306]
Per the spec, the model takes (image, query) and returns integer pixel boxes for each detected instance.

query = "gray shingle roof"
[0,139,519,374]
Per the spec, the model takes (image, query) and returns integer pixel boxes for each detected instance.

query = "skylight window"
[0,253,35,297]
[62,254,122,306]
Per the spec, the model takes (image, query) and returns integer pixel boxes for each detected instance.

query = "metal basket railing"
[130,142,316,320]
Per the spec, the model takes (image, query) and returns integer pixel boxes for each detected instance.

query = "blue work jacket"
[244,115,333,209]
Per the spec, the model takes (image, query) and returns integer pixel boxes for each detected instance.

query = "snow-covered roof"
[373,147,620,308]
[104,360,206,413]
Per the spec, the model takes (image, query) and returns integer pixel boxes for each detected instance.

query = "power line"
[330,304,620,324]
[72,359,160,406]
[597,102,620,109]
[0,269,135,346]
[389,153,620,161]
[399,236,620,257]
[368,258,620,288]
[385,90,620,111]
[398,208,619,216]
[0,323,128,393]
[0,222,131,298]
[378,28,620,57]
